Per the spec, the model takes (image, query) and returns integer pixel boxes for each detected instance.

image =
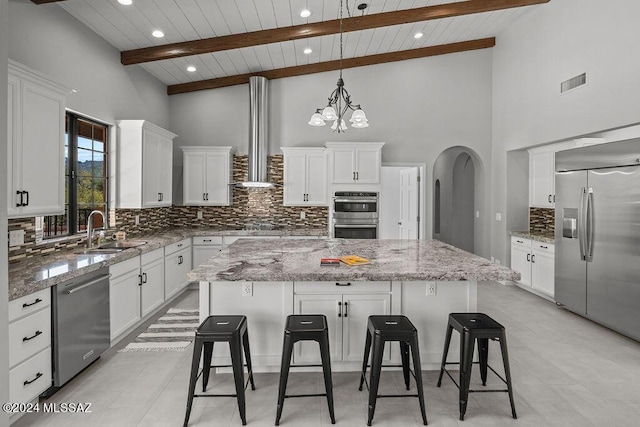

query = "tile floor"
[13,282,640,426]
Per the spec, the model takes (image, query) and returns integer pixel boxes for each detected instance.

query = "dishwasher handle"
[64,274,111,295]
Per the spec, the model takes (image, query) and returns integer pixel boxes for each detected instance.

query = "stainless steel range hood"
[233,76,278,188]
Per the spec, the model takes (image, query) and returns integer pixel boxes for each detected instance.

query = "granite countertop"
[8,227,327,301]
[189,239,521,283]
[509,231,555,244]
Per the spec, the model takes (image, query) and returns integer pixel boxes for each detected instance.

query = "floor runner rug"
[118,308,199,352]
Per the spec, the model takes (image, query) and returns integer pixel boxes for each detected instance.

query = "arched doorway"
[433,147,485,255]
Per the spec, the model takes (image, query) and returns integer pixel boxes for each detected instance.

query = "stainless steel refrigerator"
[555,138,640,341]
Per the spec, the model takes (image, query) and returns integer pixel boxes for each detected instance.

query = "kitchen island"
[188,238,520,371]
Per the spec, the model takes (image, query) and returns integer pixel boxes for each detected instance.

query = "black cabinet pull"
[516,240,523,243]
[24,372,43,386]
[206,193,209,201]
[531,254,536,263]
[16,190,23,207]
[203,239,212,242]
[203,193,206,201]
[356,172,359,180]
[540,245,548,249]
[526,254,530,262]
[352,172,356,180]
[142,272,148,283]
[335,282,351,287]
[22,298,42,308]
[178,255,183,265]
[24,191,29,206]
[344,301,348,317]
[138,274,143,286]
[548,195,552,203]
[177,243,183,247]
[23,331,43,342]
[553,195,556,203]
[338,301,342,317]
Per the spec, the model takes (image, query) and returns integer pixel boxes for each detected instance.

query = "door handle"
[586,188,595,261]
[335,282,351,286]
[158,193,162,202]
[23,330,43,342]
[142,272,147,283]
[178,255,183,265]
[343,301,348,317]
[352,172,356,181]
[203,193,206,201]
[16,190,24,207]
[24,191,29,206]
[548,194,552,203]
[526,253,530,262]
[138,274,143,286]
[22,298,42,308]
[23,372,43,386]
[356,172,359,180]
[205,193,209,201]
[338,301,342,317]
[531,254,535,263]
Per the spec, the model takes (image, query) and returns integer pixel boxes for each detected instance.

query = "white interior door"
[399,168,419,239]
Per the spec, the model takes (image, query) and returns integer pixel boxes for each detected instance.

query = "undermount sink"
[76,240,148,255]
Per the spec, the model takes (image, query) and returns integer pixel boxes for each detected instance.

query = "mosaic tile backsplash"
[8,154,328,263]
[529,207,555,236]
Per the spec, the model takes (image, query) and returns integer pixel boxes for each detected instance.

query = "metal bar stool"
[275,314,336,425]
[358,315,428,426]
[184,315,255,426]
[436,312,516,421]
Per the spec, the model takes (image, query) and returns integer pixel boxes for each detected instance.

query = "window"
[43,113,108,238]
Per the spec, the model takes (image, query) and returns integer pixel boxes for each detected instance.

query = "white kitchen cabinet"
[140,249,165,317]
[182,146,234,206]
[165,238,193,300]
[529,149,555,207]
[8,289,52,404]
[116,120,176,208]
[281,147,327,206]
[510,236,555,297]
[293,281,391,363]
[8,61,68,218]
[192,236,223,267]
[326,142,384,184]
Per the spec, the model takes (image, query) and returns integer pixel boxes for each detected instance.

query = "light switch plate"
[300,211,306,220]
[197,211,203,219]
[495,212,502,221]
[9,230,25,246]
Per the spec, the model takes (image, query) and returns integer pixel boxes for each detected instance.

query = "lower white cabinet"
[165,238,193,300]
[293,281,391,363]
[109,248,166,342]
[192,236,223,267]
[8,288,52,404]
[510,236,555,297]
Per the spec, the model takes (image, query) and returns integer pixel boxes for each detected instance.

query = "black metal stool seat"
[184,315,255,426]
[437,312,517,421]
[358,315,428,426]
[275,315,335,426]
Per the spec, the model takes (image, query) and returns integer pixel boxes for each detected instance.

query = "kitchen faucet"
[86,210,106,249]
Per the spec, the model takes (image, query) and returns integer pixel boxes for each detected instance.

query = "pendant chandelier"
[308,0,368,133]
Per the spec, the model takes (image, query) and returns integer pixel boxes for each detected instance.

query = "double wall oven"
[332,191,378,239]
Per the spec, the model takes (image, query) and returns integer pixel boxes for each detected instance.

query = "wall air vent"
[561,72,587,93]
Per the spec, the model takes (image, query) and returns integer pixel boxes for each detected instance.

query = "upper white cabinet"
[7,61,68,218]
[117,120,176,208]
[182,146,233,206]
[326,142,384,184]
[281,147,327,206]
[529,148,555,207]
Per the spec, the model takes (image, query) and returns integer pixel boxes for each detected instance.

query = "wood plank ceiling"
[34,0,550,94]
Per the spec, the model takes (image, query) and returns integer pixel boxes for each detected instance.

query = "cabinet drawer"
[141,247,164,265]
[165,238,192,256]
[9,289,51,323]
[9,308,51,368]
[109,256,140,279]
[10,348,52,404]
[510,236,531,248]
[294,281,391,294]
[532,241,554,254]
[193,236,223,245]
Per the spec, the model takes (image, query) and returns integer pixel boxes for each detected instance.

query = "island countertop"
[189,238,521,282]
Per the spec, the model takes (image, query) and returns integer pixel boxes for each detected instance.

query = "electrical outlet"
[491,256,495,263]
[197,211,203,219]
[9,230,25,246]
[242,282,253,297]
[300,211,306,220]
[135,214,140,225]
[475,211,480,218]
[495,259,501,265]
[426,282,437,296]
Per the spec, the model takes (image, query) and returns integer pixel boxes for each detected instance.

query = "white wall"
[491,0,640,262]
[170,48,495,246]
[8,0,170,128]
[1,0,11,424]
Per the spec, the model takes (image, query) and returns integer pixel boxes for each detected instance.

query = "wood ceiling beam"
[123,0,547,66]
[31,0,67,4]
[167,37,495,95]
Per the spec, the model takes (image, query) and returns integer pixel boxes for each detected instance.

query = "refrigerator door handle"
[586,187,595,261]
[578,187,588,260]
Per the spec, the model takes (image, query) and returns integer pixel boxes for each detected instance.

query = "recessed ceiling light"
[303,47,312,55]
[414,32,424,39]
[152,30,165,38]
[118,0,133,5]
[300,9,312,18]
[186,65,197,72]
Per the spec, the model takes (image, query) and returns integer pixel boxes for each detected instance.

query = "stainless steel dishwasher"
[48,267,110,394]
